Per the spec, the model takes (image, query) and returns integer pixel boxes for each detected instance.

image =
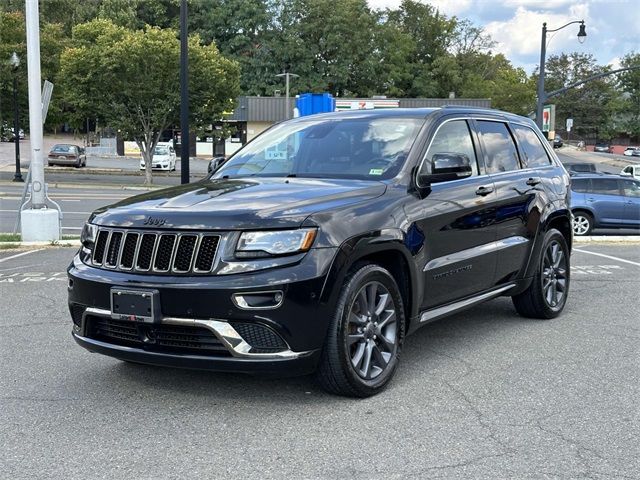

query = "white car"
[140,143,176,171]
[623,147,640,157]
[621,164,640,179]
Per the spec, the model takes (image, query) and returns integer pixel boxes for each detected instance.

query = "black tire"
[512,228,570,319]
[316,263,405,397]
[572,211,593,236]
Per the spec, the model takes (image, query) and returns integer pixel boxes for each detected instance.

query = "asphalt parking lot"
[1,244,638,479]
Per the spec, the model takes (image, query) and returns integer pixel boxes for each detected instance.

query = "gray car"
[47,144,87,168]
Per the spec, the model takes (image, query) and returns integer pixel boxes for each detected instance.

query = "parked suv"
[570,174,640,235]
[68,107,573,397]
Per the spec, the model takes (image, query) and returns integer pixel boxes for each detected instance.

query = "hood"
[90,177,387,230]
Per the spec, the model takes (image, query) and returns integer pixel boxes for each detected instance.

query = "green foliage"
[542,53,619,140]
[0,10,68,132]
[616,52,640,140]
[59,19,239,183]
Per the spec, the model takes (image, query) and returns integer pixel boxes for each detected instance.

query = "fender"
[520,202,573,282]
[318,229,422,324]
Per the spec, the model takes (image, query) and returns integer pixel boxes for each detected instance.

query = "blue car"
[570,174,640,235]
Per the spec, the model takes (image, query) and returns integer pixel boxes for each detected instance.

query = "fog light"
[232,291,284,310]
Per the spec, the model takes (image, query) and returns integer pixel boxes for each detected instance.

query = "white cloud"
[502,0,574,7]
[484,4,590,59]
[608,56,621,69]
[367,0,472,16]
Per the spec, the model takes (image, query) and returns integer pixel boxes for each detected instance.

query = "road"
[0,243,638,479]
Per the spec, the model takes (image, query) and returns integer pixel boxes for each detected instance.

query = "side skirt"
[417,283,517,325]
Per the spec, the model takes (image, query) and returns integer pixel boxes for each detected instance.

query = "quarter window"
[476,121,521,173]
[591,178,620,195]
[419,120,479,177]
[512,125,552,168]
[622,180,640,197]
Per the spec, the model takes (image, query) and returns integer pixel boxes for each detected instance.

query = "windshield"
[214,116,425,180]
[154,146,170,155]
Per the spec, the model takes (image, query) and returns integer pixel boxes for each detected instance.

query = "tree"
[541,53,618,141]
[59,19,240,184]
[617,52,640,141]
[0,10,68,133]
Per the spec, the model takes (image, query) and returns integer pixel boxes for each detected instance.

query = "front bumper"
[68,248,338,374]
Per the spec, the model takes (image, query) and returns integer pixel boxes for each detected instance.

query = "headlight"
[80,223,98,248]
[236,228,317,258]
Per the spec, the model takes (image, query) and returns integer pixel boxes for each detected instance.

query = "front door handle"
[526,177,542,186]
[475,185,494,196]
[587,197,595,202]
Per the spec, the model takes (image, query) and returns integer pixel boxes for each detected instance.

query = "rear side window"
[571,178,590,193]
[476,121,520,173]
[622,180,640,197]
[512,125,552,168]
[591,178,620,195]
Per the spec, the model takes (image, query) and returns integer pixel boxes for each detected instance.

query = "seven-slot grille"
[91,228,220,274]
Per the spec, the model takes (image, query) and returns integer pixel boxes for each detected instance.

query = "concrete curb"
[574,236,640,243]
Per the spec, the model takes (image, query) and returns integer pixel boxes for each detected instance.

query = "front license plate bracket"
[110,288,161,323]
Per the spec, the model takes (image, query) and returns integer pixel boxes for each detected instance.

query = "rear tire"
[512,228,570,319]
[316,264,405,397]
[572,211,593,236]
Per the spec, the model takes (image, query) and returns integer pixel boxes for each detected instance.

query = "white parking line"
[573,248,640,267]
[0,249,45,264]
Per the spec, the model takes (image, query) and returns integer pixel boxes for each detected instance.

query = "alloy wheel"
[347,281,398,380]
[541,240,568,309]
[572,215,590,235]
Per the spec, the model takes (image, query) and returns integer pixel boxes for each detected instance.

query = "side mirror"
[418,153,472,185]
[208,156,226,174]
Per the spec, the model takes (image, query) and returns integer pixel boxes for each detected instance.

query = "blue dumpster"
[296,93,335,117]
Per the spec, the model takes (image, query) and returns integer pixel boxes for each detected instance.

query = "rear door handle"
[526,177,542,186]
[475,185,494,196]
[587,197,595,202]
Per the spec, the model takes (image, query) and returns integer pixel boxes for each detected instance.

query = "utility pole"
[275,72,299,119]
[21,0,60,241]
[179,0,189,184]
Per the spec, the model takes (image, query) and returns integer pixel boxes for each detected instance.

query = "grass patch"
[0,233,20,242]
[0,243,20,250]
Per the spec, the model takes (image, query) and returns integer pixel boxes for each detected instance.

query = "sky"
[367,0,640,74]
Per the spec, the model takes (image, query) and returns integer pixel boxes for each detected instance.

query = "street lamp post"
[536,20,587,131]
[275,72,299,119]
[10,52,23,182]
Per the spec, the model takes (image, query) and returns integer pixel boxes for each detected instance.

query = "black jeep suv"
[69,107,572,397]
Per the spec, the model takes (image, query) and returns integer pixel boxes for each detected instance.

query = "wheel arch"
[320,234,420,333]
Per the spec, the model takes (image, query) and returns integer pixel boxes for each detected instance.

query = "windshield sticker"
[369,168,384,175]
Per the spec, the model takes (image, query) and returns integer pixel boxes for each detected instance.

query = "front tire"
[512,228,570,319]
[316,264,405,397]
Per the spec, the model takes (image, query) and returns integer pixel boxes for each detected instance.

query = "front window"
[214,116,425,181]
[154,146,170,155]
